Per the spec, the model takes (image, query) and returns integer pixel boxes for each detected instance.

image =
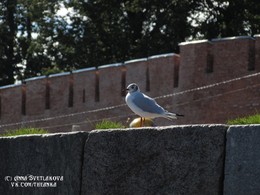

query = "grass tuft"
[227,114,260,125]
[1,128,48,137]
[95,120,125,129]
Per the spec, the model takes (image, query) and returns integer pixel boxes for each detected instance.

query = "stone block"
[82,125,227,194]
[0,131,89,195]
[224,125,260,195]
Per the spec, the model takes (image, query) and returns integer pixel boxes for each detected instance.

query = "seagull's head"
[126,83,140,93]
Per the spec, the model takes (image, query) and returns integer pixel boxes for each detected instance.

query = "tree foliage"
[0,0,259,86]
[190,0,260,39]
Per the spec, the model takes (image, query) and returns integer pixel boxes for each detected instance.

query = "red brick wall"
[0,35,260,133]
[0,85,22,123]
[174,36,260,125]
[255,35,260,71]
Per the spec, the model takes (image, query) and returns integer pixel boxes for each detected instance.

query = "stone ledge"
[2,125,260,194]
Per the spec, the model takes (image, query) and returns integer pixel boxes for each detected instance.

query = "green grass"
[227,114,260,125]
[95,120,125,129]
[1,128,48,137]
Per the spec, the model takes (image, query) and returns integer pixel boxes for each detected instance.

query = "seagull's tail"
[163,112,184,120]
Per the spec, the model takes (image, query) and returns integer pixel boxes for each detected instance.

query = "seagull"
[125,83,183,126]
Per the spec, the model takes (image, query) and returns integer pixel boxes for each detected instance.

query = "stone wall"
[0,35,260,133]
[1,125,260,194]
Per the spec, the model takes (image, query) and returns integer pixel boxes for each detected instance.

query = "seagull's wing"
[132,92,165,114]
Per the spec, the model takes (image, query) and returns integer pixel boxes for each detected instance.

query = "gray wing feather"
[132,93,165,114]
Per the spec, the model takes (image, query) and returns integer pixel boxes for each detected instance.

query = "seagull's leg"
[140,117,143,127]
